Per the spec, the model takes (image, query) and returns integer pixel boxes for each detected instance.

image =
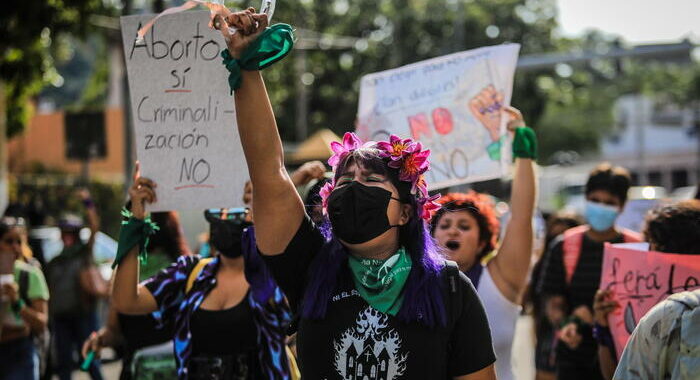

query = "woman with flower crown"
[211,8,496,380]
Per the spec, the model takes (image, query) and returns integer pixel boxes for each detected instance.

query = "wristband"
[593,323,617,360]
[221,23,294,93]
[112,208,159,269]
[512,126,538,160]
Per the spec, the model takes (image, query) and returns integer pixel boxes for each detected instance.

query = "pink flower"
[420,193,442,220]
[399,148,430,183]
[414,175,428,198]
[376,135,418,168]
[328,132,363,168]
[319,180,335,214]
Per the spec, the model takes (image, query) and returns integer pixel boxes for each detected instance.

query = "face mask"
[208,219,252,258]
[326,182,402,244]
[585,201,620,232]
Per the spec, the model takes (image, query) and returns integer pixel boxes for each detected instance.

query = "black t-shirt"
[537,233,624,311]
[261,216,495,379]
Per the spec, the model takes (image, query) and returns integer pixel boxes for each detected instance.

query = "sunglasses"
[204,208,249,223]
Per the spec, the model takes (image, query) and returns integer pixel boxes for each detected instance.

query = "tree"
[263,0,559,141]
[1,0,110,137]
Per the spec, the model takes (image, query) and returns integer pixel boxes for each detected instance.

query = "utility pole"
[0,82,8,214]
[122,0,134,191]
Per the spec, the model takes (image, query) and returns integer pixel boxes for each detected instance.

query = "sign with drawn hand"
[121,10,247,211]
[599,242,700,359]
[356,44,520,190]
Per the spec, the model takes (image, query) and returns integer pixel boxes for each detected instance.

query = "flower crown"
[321,132,441,221]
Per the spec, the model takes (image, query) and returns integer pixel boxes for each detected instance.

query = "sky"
[556,0,700,44]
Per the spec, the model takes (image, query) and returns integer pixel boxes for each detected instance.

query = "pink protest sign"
[599,242,700,358]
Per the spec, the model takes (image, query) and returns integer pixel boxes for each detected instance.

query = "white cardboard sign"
[121,11,247,211]
[356,44,520,190]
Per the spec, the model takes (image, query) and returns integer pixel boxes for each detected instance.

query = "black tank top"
[190,295,258,356]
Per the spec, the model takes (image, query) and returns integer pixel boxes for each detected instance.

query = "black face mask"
[326,182,402,244]
[205,210,252,258]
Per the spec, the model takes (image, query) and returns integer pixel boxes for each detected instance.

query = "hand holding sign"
[593,289,620,327]
[469,85,505,142]
[129,162,158,220]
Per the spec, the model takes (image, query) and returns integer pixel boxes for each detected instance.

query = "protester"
[82,210,190,380]
[0,218,50,380]
[536,163,641,380]
[525,211,584,380]
[45,190,107,380]
[111,165,295,379]
[591,200,700,379]
[612,288,700,380]
[429,106,536,380]
[215,8,496,379]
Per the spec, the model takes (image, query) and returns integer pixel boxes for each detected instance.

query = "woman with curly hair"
[430,107,537,380]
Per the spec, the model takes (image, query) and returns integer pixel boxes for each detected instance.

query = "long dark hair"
[300,147,447,327]
[149,212,191,259]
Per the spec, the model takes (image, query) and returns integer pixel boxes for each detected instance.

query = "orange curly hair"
[430,191,500,258]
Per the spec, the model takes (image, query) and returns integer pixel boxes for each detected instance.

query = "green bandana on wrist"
[112,208,159,269]
[512,126,538,160]
[221,23,295,93]
[347,248,412,316]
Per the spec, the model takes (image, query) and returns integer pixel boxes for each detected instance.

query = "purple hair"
[301,148,447,327]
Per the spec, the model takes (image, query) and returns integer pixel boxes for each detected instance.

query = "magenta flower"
[376,135,418,168]
[414,175,428,198]
[328,132,363,168]
[399,147,431,183]
[319,180,335,214]
[420,193,442,220]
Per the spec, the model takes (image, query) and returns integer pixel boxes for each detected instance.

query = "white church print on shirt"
[334,307,408,380]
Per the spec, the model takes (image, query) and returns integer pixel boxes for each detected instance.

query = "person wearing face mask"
[211,8,496,379]
[536,163,641,380]
[429,106,537,380]
[110,167,295,380]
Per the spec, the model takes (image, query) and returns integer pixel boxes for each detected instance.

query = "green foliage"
[256,0,559,141]
[1,0,110,137]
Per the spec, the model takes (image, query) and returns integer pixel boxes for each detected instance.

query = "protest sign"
[599,242,700,358]
[356,44,520,190]
[121,11,247,211]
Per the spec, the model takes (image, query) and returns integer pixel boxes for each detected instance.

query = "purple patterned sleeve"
[143,255,199,314]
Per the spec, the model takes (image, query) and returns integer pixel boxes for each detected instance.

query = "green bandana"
[221,23,294,93]
[347,248,412,316]
[512,126,538,160]
[112,208,159,269]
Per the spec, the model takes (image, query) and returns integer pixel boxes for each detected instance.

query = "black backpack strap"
[19,269,31,304]
[443,260,463,330]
